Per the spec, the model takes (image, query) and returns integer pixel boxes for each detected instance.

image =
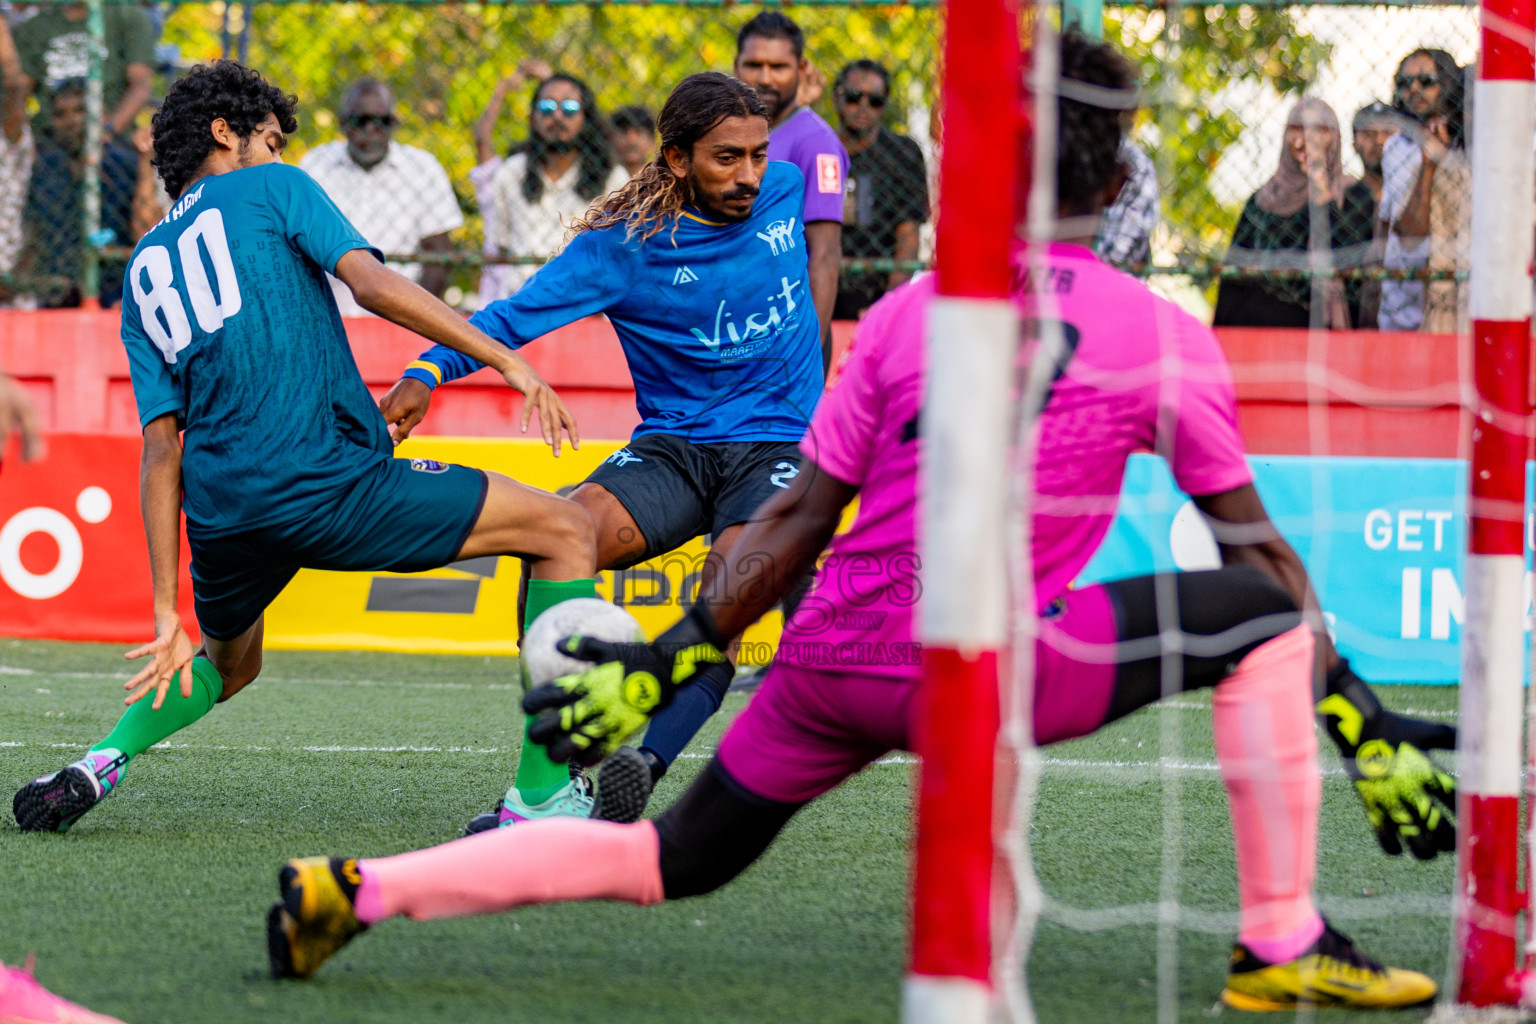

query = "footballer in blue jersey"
[11,61,625,835]
[379,73,826,829]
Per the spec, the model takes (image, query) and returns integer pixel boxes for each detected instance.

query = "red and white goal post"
[906,0,1025,1018]
[1455,0,1536,1009]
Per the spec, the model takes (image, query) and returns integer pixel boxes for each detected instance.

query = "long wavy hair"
[572,72,765,245]
[523,74,616,205]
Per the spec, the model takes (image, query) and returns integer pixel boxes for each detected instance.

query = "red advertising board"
[0,433,198,645]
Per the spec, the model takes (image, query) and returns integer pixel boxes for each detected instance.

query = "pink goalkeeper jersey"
[778,242,1253,681]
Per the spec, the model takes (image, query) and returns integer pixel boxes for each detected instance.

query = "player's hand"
[124,612,197,711]
[1318,673,1456,860]
[379,377,432,445]
[499,354,579,457]
[0,373,43,463]
[523,609,726,765]
[797,62,826,109]
[517,58,553,84]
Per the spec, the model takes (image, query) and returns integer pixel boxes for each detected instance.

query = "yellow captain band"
[406,360,443,385]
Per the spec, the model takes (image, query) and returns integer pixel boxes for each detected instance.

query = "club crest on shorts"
[605,448,643,468]
[409,459,449,474]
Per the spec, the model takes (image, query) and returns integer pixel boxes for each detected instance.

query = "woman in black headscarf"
[1213,98,1358,328]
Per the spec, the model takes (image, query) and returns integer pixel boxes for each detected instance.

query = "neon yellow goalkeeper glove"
[1317,660,1456,860]
[523,608,727,766]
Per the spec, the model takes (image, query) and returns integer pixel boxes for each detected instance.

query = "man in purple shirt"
[735,11,847,373]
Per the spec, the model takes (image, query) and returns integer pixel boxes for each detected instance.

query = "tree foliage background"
[156,0,1332,277]
[160,1,939,262]
[1108,4,1331,266]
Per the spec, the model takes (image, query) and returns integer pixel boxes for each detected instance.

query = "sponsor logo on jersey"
[604,447,643,467]
[689,276,805,353]
[816,153,843,195]
[756,217,797,257]
[672,266,700,286]
[410,459,449,474]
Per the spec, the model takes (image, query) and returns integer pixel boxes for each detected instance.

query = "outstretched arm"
[336,249,577,454]
[705,461,857,641]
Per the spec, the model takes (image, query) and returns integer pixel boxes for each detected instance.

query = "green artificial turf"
[0,639,1455,1023]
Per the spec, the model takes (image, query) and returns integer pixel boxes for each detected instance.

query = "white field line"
[1040,892,1452,933]
[1,740,1367,776]
[3,671,1462,720]
[0,735,1448,929]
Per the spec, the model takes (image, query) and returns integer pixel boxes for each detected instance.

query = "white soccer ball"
[522,598,646,687]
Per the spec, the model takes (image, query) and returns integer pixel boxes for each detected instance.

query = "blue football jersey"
[120,163,386,537]
[405,161,824,443]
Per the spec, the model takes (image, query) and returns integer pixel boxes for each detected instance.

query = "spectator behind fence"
[21,79,138,308]
[1420,86,1469,333]
[1212,98,1357,329]
[482,73,627,304]
[1094,134,1159,271]
[1378,48,1463,332]
[0,17,35,304]
[735,10,847,370]
[471,58,551,305]
[14,0,153,140]
[609,104,657,177]
[831,59,927,320]
[1344,101,1399,327]
[299,78,464,317]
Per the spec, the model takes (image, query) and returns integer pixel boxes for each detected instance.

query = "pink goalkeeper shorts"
[717,582,1120,804]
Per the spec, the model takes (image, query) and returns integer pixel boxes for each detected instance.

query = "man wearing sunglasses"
[300,78,463,316]
[831,59,927,321]
[480,73,627,302]
[1376,48,1463,332]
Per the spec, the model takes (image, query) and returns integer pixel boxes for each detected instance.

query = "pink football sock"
[353,818,665,925]
[1211,624,1325,964]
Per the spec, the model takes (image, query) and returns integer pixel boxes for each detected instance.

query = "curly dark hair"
[152,60,298,200]
[1054,30,1137,216]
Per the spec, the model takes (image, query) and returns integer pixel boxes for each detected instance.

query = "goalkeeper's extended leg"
[270,758,800,978]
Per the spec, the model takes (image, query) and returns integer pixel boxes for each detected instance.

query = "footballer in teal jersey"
[12,60,606,835]
[380,72,825,830]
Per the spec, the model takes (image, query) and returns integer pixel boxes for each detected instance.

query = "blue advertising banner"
[1077,454,1531,685]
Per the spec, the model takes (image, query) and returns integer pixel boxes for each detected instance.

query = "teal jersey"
[120,163,386,537]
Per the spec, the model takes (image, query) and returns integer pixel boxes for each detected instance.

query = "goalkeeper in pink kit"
[269,35,1444,1011]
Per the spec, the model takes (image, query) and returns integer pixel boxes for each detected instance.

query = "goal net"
[910,0,1535,1018]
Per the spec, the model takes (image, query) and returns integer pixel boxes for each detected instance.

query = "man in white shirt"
[0,18,36,302]
[300,78,464,316]
[484,73,627,301]
[1377,48,1462,332]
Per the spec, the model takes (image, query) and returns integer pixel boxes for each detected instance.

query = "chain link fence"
[2,0,1480,330]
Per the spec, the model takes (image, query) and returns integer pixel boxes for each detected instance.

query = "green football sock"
[90,656,222,765]
[515,578,598,803]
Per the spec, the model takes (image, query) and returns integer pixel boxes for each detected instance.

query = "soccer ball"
[522,598,646,687]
